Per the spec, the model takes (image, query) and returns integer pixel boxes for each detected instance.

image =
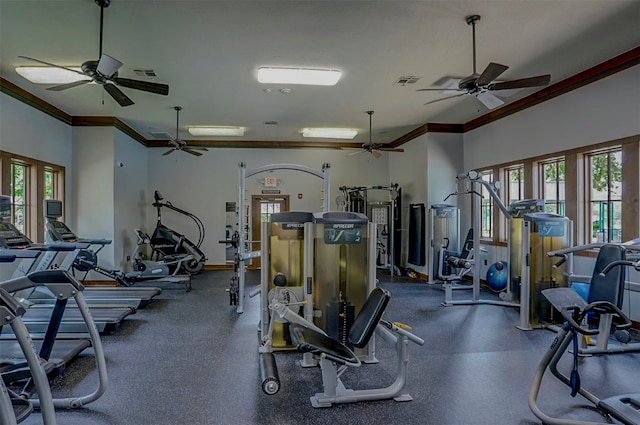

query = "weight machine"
[442,172,569,331]
[337,184,400,276]
[230,163,331,314]
[441,171,517,307]
[546,240,640,353]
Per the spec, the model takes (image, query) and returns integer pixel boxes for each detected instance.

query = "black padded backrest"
[348,287,390,348]
[588,244,626,307]
[459,228,474,259]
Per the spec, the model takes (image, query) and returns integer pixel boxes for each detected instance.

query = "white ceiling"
[1,0,639,147]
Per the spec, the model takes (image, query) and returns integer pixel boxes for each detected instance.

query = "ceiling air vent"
[394,75,421,86]
[133,69,158,78]
[149,131,173,139]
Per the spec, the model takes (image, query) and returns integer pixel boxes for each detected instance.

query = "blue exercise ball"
[486,261,508,291]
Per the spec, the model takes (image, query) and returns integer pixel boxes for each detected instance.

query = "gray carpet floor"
[19,270,640,425]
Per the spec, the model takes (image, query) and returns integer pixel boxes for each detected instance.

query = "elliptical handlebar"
[560,301,632,336]
[152,191,206,249]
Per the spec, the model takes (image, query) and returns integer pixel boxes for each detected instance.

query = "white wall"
[0,93,73,210]
[146,147,392,265]
[71,126,115,275]
[464,66,640,170]
[114,130,148,272]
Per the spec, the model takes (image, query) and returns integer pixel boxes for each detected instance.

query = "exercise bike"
[529,258,640,425]
[150,191,207,274]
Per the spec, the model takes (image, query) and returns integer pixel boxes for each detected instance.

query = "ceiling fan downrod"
[174,106,182,140]
[466,14,481,75]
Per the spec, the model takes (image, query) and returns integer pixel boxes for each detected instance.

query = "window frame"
[0,150,65,243]
[584,147,622,244]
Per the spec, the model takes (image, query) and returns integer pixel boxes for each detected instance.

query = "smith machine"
[226,162,331,314]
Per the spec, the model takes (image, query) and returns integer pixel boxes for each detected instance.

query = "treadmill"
[0,267,109,410]
[0,238,135,335]
[0,216,159,311]
[42,200,162,307]
[0,286,57,425]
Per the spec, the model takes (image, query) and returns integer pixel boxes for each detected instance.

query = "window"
[44,168,58,199]
[587,149,622,243]
[0,151,65,242]
[479,170,494,239]
[538,158,565,215]
[504,164,525,206]
[11,162,29,234]
[260,201,281,223]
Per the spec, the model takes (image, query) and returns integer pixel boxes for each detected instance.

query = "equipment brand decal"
[332,223,355,229]
[282,223,304,229]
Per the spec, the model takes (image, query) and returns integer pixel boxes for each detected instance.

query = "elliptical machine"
[150,191,207,273]
[128,229,193,291]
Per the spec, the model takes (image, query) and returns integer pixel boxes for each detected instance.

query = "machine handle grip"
[560,306,599,336]
[599,260,634,277]
[551,254,567,269]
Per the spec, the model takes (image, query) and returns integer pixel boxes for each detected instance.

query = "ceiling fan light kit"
[162,106,209,157]
[349,111,404,158]
[302,128,358,139]
[257,67,342,86]
[417,14,551,110]
[17,0,169,107]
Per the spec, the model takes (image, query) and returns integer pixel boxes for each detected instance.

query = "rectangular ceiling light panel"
[257,67,342,86]
[188,127,245,137]
[15,66,85,84]
[302,128,358,139]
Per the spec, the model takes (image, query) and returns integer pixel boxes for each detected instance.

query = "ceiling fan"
[417,14,551,110]
[162,106,209,157]
[18,0,169,107]
[350,111,404,158]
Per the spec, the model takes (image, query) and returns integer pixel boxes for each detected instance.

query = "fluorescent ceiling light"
[302,128,358,139]
[188,127,245,137]
[257,67,342,86]
[15,66,85,84]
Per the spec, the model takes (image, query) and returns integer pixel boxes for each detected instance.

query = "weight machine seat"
[599,394,640,425]
[290,287,390,365]
[588,244,626,307]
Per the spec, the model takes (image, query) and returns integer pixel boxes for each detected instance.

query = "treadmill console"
[0,222,32,249]
[45,220,79,243]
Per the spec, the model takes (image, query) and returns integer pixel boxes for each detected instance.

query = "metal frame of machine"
[233,162,331,314]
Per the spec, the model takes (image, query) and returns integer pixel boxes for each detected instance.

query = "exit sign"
[264,176,278,187]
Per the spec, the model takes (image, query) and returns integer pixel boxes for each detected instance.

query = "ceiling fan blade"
[183,148,204,157]
[103,83,134,107]
[416,88,464,92]
[488,74,551,91]
[162,148,177,156]
[18,55,86,76]
[370,150,383,159]
[47,79,92,91]
[424,93,466,106]
[476,62,508,86]
[113,77,170,96]
[348,149,367,156]
[96,53,122,77]
[476,92,504,110]
[168,139,180,148]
